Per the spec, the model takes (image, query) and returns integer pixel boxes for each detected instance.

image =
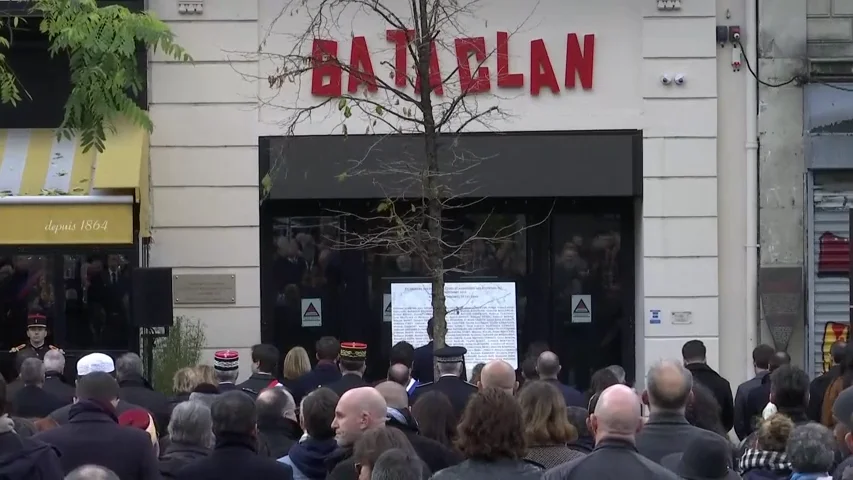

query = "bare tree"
[255,0,551,359]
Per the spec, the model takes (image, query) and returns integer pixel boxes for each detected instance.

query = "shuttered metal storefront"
[811,175,853,375]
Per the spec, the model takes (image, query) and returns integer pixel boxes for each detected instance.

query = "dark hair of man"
[832,342,848,365]
[251,344,280,373]
[340,359,364,373]
[389,341,415,369]
[411,391,457,447]
[211,390,257,436]
[752,344,776,370]
[457,388,526,461]
[75,372,120,402]
[316,336,341,361]
[681,340,706,362]
[566,406,591,438]
[521,357,538,380]
[371,448,426,480]
[769,365,810,410]
[300,387,338,440]
[426,318,434,340]
[0,374,6,416]
[353,427,417,472]
[14,348,38,373]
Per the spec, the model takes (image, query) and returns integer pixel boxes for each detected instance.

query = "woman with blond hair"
[193,364,217,387]
[169,367,200,410]
[281,346,311,392]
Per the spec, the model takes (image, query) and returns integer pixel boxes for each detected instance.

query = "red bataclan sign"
[310,30,595,97]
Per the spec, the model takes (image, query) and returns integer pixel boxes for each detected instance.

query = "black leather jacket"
[431,459,542,480]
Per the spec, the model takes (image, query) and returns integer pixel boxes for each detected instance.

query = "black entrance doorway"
[260,197,636,390]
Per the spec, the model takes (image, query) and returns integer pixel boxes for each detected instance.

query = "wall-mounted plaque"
[172,274,237,305]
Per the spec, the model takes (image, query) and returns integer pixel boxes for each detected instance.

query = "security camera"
[732,31,741,41]
[661,74,672,85]
[674,74,686,85]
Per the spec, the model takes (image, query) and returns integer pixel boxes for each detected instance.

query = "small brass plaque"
[172,274,237,304]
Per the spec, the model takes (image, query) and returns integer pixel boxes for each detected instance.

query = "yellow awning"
[0,123,150,244]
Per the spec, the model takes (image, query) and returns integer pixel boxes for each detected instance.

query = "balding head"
[387,364,410,387]
[375,381,408,410]
[591,384,642,441]
[332,387,387,446]
[478,360,518,394]
[536,351,561,379]
[646,359,693,412]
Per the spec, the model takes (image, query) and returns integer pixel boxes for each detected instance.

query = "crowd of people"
[5,333,853,480]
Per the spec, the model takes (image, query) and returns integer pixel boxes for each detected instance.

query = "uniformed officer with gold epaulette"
[9,311,60,361]
[410,346,476,420]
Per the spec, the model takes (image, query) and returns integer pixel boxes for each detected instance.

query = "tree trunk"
[413,0,447,367]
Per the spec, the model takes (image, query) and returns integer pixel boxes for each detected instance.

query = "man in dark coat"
[535,351,586,408]
[411,318,435,384]
[33,371,161,479]
[291,336,342,404]
[116,353,171,435]
[809,341,846,423]
[635,359,705,464]
[174,391,293,480]
[0,373,64,479]
[10,358,67,418]
[681,340,734,433]
[734,343,775,439]
[375,381,462,472]
[236,344,283,396]
[42,349,75,404]
[327,342,368,398]
[411,346,476,421]
[743,351,792,438]
[158,401,212,479]
[544,384,678,480]
[255,387,302,459]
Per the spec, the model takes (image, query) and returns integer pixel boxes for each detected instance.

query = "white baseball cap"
[77,353,115,376]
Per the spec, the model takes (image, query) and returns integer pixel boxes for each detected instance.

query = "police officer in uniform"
[9,311,60,361]
[411,346,476,420]
[327,342,368,397]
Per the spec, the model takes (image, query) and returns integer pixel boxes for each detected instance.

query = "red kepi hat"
[214,350,239,372]
[340,342,367,361]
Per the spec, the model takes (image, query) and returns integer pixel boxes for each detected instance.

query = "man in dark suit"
[291,336,341,404]
[411,318,435,384]
[42,349,75,404]
[635,359,705,464]
[411,346,476,421]
[237,344,283,396]
[744,351,791,437]
[10,357,67,418]
[734,343,775,439]
[327,342,368,397]
[535,351,586,408]
[682,339,735,433]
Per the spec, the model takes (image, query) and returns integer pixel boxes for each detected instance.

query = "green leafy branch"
[0,0,192,152]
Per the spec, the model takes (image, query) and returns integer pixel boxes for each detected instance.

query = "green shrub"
[151,316,206,394]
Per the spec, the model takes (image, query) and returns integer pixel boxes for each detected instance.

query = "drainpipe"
[745,0,759,377]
